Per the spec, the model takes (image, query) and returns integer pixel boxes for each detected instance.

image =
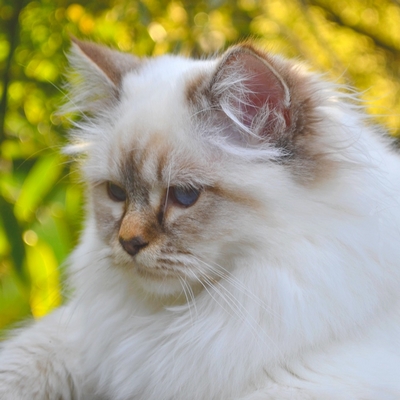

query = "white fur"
[1,46,400,400]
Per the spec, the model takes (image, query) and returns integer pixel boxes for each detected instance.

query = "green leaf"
[0,196,26,278]
[14,153,64,222]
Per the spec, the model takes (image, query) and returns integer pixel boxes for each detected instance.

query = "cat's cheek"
[170,190,241,241]
[91,197,124,243]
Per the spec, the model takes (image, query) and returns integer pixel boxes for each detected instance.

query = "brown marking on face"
[156,258,185,266]
[91,184,121,241]
[124,132,171,184]
[166,189,221,243]
[117,145,151,207]
[119,208,161,245]
[207,184,262,209]
[160,244,188,255]
[135,134,157,170]
[156,187,169,227]
[154,141,172,183]
[119,212,144,241]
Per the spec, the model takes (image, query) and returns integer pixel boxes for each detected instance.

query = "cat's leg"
[0,306,82,400]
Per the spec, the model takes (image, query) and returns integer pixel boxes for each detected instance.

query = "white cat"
[1,38,400,400]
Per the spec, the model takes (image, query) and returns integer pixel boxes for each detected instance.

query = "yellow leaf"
[25,241,61,318]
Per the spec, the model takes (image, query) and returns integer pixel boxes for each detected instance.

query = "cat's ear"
[209,45,291,147]
[66,37,139,113]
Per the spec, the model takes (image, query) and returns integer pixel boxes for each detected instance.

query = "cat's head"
[66,39,361,296]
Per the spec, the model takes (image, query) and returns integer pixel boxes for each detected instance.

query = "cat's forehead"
[97,56,216,185]
[103,129,214,190]
[121,55,213,107]
[112,56,208,144]
[100,119,212,189]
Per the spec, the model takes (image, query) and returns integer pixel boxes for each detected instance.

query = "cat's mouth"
[126,247,191,279]
[114,241,220,295]
[114,241,203,287]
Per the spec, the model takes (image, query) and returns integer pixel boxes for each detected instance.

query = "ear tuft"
[210,45,291,140]
[65,38,140,115]
[70,37,139,87]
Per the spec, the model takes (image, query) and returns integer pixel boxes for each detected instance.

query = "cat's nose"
[119,236,149,256]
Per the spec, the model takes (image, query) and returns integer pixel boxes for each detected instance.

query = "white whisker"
[190,254,283,322]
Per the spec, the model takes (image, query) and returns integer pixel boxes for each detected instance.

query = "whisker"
[198,270,283,356]
[190,254,283,322]
[163,161,172,216]
[186,270,235,319]
[177,276,197,325]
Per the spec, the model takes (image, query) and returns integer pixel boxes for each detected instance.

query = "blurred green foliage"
[1,0,400,330]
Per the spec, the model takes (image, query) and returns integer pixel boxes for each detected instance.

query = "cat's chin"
[132,263,190,297]
[135,274,187,297]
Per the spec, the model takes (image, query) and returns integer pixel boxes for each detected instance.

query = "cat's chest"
[78,297,266,400]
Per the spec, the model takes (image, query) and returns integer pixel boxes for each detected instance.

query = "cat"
[1,36,400,400]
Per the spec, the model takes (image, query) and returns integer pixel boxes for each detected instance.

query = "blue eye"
[171,186,200,207]
[107,182,126,202]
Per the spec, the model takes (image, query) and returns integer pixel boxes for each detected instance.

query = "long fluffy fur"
[1,41,400,400]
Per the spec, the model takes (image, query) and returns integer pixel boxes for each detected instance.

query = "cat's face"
[83,61,269,295]
[67,40,332,295]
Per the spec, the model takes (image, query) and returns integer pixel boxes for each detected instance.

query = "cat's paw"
[0,345,78,400]
[0,368,76,400]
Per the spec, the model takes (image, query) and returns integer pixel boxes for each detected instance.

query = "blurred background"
[1,0,400,332]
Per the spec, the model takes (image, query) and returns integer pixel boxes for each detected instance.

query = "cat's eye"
[171,186,200,207]
[107,182,127,202]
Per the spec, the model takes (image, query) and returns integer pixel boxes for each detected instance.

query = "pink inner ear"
[230,52,291,131]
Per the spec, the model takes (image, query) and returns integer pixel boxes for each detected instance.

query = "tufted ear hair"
[65,37,140,114]
[209,45,291,147]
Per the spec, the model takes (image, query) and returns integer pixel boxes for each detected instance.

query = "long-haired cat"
[1,37,400,400]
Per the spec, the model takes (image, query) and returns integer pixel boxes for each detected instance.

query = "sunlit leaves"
[14,153,64,222]
[25,240,61,318]
[0,270,30,332]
